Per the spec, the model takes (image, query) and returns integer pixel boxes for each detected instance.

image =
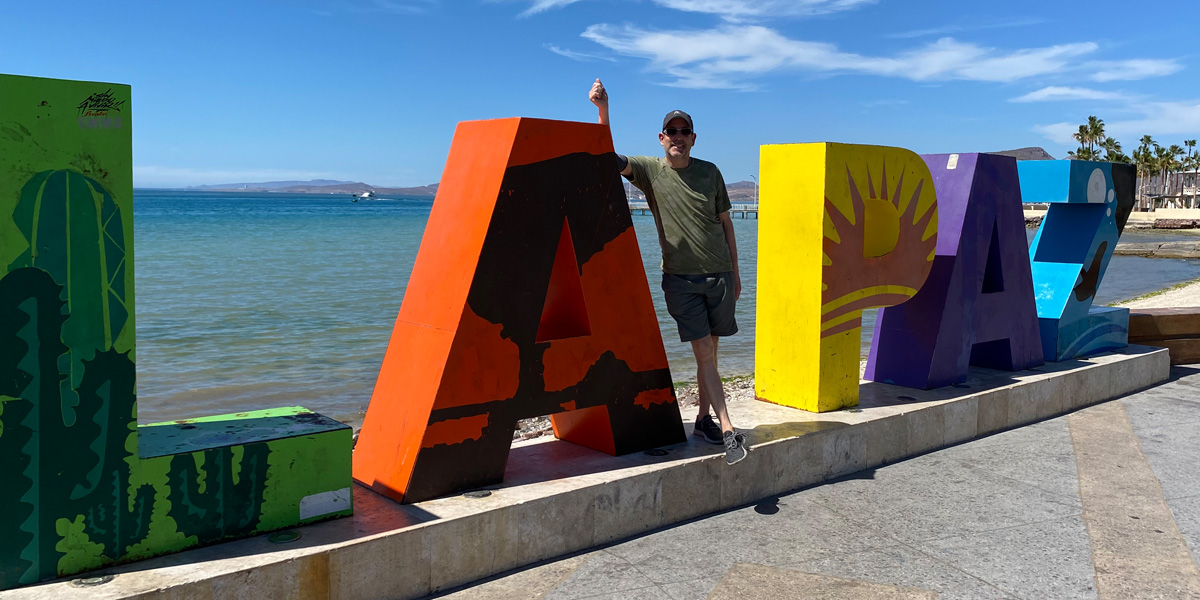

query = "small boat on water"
[359,190,376,199]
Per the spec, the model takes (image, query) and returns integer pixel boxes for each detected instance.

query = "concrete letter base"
[7,346,1169,600]
[1130,308,1200,364]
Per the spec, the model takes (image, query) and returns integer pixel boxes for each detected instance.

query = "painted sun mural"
[757,143,938,412]
[821,163,938,337]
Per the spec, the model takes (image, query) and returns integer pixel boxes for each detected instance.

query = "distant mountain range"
[188,180,441,196]
[187,179,358,191]
[183,148,1054,200]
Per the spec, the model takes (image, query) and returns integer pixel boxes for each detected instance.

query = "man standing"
[588,78,748,465]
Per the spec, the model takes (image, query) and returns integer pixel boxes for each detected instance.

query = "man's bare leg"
[697,335,719,420]
[691,336,733,433]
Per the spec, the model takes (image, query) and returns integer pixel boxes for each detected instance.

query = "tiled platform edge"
[6,346,1169,600]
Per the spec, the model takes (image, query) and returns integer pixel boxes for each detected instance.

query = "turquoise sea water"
[133,191,1200,426]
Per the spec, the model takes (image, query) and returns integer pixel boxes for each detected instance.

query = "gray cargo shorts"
[661,271,739,343]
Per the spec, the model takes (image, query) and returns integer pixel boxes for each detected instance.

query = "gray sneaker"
[734,431,749,450]
[724,431,747,465]
[693,415,723,445]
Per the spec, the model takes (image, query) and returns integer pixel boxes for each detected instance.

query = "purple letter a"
[865,153,1043,389]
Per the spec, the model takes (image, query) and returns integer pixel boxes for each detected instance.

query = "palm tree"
[1102,138,1130,163]
[1186,139,1198,207]
[1152,144,1169,208]
[1069,116,1109,161]
[1086,116,1106,155]
[1136,135,1156,209]
[1072,125,1090,159]
[1184,153,1200,208]
[1169,144,1185,201]
[1069,146,1100,161]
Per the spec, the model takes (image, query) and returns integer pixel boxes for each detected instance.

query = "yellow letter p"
[756,143,938,412]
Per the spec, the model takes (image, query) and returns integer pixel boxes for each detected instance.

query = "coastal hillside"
[989,147,1056,160]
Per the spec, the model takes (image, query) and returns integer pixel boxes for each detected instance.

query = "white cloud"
[1032,122,1079,146]
[887,17,1044,40]
[322,0,437,16]
[952,42,1097,81]
[650,0,878,20]
[861,99,910,107]
[367,0,437,14]
[1011,86,1130,103]
[545,44,617,62]
[1105,101,1200,139]
[1089,59,1182,82]
[134,166,335,188]
[519,0,586,16]
[1033,101,1200,146]
[517,0,873,19]
[580,25,1101,89]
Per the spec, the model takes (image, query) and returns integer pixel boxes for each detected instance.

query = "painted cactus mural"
[0,73,353,591]
[10,169,130,425]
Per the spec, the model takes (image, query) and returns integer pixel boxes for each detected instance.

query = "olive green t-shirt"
[626,156,733,275]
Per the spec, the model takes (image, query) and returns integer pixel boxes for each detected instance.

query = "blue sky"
[3,0,1196,188]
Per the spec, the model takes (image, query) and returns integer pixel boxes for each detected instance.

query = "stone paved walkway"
[430,365,1200,599]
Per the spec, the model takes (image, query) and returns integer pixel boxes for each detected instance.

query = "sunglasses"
[662,127,693,136]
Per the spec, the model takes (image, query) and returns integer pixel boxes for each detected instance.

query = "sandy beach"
[1115,277,1200,309]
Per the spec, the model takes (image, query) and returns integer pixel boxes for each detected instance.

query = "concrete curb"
[6,346,1169,600]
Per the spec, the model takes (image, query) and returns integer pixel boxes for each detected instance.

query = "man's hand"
[590,78,610,125]
[589,78,608,109]
[718,211,740,300]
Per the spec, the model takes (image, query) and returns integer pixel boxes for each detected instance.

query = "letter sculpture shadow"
[0,74,352,591]
[352,118,685,504]
[757,143,939,412]
[1018,160,1136,361]
[866,153,1044,388]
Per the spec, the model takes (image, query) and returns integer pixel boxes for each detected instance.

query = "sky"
[3,0,1197,188]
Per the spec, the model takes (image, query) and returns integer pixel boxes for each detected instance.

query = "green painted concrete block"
[0,73,353,591]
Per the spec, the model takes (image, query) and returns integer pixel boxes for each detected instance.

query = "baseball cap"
[662,110,693,131]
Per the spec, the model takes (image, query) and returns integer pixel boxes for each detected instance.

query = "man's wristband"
[616,154,628,171]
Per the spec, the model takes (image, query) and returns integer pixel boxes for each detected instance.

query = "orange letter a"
[352,118,685,504]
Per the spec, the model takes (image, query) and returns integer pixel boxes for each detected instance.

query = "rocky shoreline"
[1113,241,1200,259]
[1023,215,1200,259]
[1025,215,1200,232]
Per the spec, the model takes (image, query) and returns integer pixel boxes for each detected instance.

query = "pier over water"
[629,202,759,218]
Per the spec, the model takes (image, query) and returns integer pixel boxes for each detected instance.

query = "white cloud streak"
[1011,86,1130,103]
[367,0,437,14]
[887,17,1045,39]
[650,0,878,20]
[580,24,1100,89]
[545,44,617,62]
[519,0,586,16]
[518,0,874,19]
[1089,59,1182,82]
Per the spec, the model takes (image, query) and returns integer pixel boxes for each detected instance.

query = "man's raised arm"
[589,78,631,176]
[589,78,610,126]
